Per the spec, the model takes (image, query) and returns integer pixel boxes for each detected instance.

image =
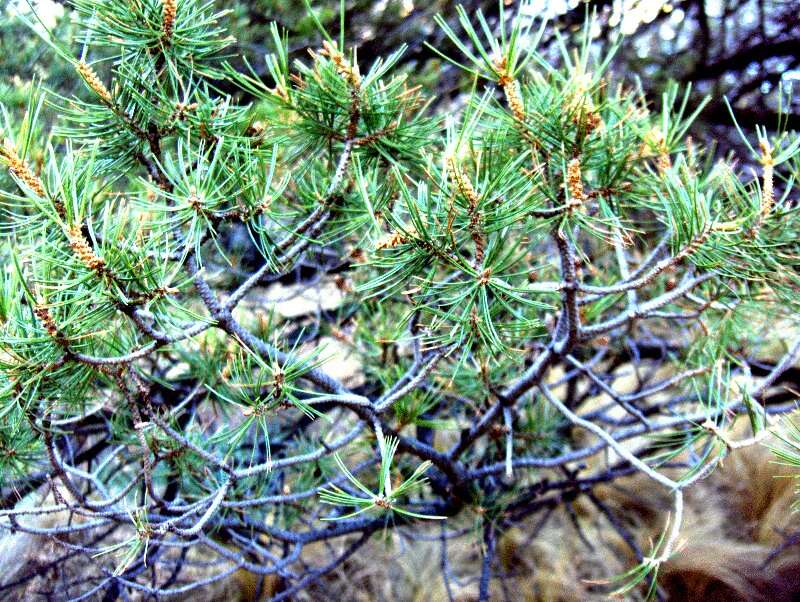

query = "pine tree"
[1,1,800,599]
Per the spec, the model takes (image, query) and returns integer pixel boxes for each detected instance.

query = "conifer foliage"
[1,1,800,599]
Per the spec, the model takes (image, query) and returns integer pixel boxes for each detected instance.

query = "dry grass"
[281,422,800,602]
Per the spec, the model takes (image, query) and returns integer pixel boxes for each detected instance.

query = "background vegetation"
[1,1,800,600]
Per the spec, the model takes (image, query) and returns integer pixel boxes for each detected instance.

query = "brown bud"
[375,230,410,251]
[319,41,361,89]
[33,305,60,339]
[334,275,353,292]
[162,0,177,41]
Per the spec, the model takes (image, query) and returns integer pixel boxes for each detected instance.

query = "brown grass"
[283,422,800,602]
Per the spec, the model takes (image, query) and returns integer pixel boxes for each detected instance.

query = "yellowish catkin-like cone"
[566,158,586,209]
[76,61,113,105]
[162,0,177,41]
[500,78,525,124]
[0,140,46,197]
[67,224,106,272]
[446,156,485,262]
[446,156,480,208]
[493,55,544,158]
[493,56,525,124]
[759,139,774,219]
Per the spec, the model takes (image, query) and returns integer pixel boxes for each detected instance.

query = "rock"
[251,279,346,320]
[313,336,365,388]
